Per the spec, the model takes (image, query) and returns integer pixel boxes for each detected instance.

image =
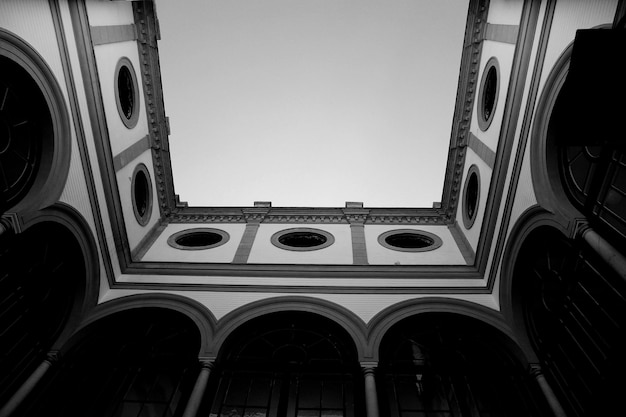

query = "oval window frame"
[462,164,481,229]
[114,57,140,129]
[378,229,443,253]
[477,57,500,132]
[271,227,335,252]
[167,228,230,250]
[131,163,153,226]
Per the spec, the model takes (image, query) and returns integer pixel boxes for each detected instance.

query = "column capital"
[571,218,591,240]
[46,351,61,364]
[528,363,543,378]
[361,361,378,375]
[1,213,21,234]
[198,357,216,370]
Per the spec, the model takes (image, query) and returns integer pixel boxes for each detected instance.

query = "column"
[361,362,380,417]
[181,359,215,417]
[0,352,58,417]
[529,364,567,417]
[579,227,626,282]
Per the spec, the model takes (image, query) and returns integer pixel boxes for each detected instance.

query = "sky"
[155,0,468,208]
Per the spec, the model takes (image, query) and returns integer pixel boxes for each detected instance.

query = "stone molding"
[168,211,447,225]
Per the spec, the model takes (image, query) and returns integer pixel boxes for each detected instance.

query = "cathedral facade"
[1,1,625,416]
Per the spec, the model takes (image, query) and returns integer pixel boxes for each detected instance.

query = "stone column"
[579,226,626,282]
[0,352,58,417]
[181,359,215,417]
[529,364,567,417]
[361,362,380,417]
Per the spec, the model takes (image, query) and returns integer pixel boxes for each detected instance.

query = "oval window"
[167,228,230,250]
[462,165,480,229]
[378,229,443,252]
[114,57,139,128]
[478,57,499,131]
[132,164,152,226]
[271,228,335,251]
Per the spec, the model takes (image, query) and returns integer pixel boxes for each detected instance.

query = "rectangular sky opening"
[156,0,469,208]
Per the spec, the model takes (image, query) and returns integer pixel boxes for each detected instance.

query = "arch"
[530,24,614,227]
[0,204,96,406]
[213,296,368,360]
[71,293,216,358]
[25,303,204,416]
[375,310,550,416]
[499,205,569,362]
[20,203,101,332]
[529,42,581,222]
[0,28,70,214]
[509,223,626,415]
[368,297,533,364]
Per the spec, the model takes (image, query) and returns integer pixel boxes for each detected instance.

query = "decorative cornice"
[367,215,445,224]
[168,208,446,225]
[440,0,490,222]
[133,1,176,217]
[263,214,348,224]
[140,0,489,224]
[170,214,246,223]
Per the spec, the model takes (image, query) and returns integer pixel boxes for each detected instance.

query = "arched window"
[515,227,626,417]
[22,308,200,417]
[0,55,47,211]
[0,222,86,407]
[204,312,363,417]
[0,30,70,214]
[378,313,548,416]
[531,32,625,252]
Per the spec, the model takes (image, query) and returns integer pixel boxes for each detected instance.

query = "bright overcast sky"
[155,0,468,208]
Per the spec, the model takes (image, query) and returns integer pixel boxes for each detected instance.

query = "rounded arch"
[368,297,533,364]
[530,23,613,226]
[499,205,570,359]
[0,204,96,407]
[70,293,216,358]
[25,301,205,416]
[213,296,368,360]
[0,28,70,214]
[530,41,580,222]
[21,203,101,330]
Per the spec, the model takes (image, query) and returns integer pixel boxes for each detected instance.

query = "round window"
[478,57,499,131]
[378,229,443,252]
[167,228,230,250]
[114,57,139,129]
[271,228,335,251]
[0,55,48,211]
[131,164,152,226]
[462,165,480,229]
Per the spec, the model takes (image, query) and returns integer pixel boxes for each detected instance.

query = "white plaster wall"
[94,41,149,156]
[141,223,246,263]
[116,149,160,251]
[455,148,492,250]
[247,224,353,264]
[365,225,465,265]
[1,0,127,287]
[86,0,135,26]
[487,0,524,25]
[101,289,500,323]
[471,40,515,152]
